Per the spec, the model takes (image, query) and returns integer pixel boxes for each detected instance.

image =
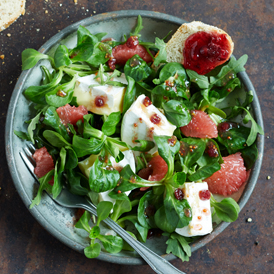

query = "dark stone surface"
[0,0,273,273]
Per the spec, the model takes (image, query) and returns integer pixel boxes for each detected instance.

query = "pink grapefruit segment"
[33,147,54,185]
[205,152,247,196]
[56,104,88,126]
[138,155,168,191]
[180,110,218,139]
[147,155,168,181]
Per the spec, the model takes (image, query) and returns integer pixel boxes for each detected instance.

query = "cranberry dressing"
[94,96,105,107]
[206,141,219,158]
[199,190,211,200]
[150,113,161,125]
[126,36,139,48]
[218,121,238,133]
[142,96,152,107]
[174,188,184,200]
[183,31,230,75]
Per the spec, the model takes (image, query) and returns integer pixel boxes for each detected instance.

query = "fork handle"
[82,200,186,274]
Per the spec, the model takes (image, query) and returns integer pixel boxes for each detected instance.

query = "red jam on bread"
[183,31,231,75]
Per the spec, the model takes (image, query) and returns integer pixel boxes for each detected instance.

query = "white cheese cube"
[78,150,135,205]
[105,230,117,236]
[74,73,127,115]
[109,150,136,174]
[175,182,213,237]
[121,94,176,151]
[97,150,135,204]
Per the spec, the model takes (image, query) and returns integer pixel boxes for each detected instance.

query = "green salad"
[15,16,263,261]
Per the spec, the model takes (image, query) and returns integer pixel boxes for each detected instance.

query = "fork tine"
[28,143,36,152]
[23,148,36,167]
[24,143,36,155]
[19,144,38,181]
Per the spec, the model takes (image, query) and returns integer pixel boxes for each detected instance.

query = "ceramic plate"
[5,10,264,265]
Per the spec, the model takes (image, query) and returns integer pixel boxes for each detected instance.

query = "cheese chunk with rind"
[175,182,213,237]
[121,94,176,150]
[78,150,135,204]
[97,150,135,204]
[73,73,127,115]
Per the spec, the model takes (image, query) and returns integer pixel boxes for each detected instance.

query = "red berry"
[206,142,219,158]
[126,36,139,48]
[174,188,184,200]
[218,122,230,132]
[218,122,238,133]
[95,96,105,107]
[199,190,211,200]
[108,58,116,70]
[143,96,152,107]
[150,113,161,125]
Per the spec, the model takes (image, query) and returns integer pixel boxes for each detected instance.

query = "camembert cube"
[73,73,127,115]
[78,150,135,204]
[121,94,176,150]
[175,182,213,237]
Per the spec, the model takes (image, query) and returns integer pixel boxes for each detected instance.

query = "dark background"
[0,0,273,273]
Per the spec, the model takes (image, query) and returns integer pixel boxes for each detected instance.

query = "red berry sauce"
[199,190,211,200]
[183,31,230,75]
[206,141,219,158]
[218,122,230,132]
[150,113,161,125]
[168,136,177,147]
[108,58,116,70]
[143,96,152,107]
[218,122,237,133]
[174,188,184,200]
[126,36,139,48]
[95,96,105,107]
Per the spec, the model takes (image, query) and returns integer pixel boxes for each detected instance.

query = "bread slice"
[0,0,26,32]
[163,21,234,74]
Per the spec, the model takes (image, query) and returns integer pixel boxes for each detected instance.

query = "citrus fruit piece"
[33,147,54,185]
[56,104,88,126]
[138,155,168,191]
[205,152,247,196]
[180,110,218,138]
[108,36,153,69]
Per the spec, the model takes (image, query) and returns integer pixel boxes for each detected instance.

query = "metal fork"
[20,144,186,274]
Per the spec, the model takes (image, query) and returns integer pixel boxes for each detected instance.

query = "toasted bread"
[160,21,234,74]
[0,0,26,32]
